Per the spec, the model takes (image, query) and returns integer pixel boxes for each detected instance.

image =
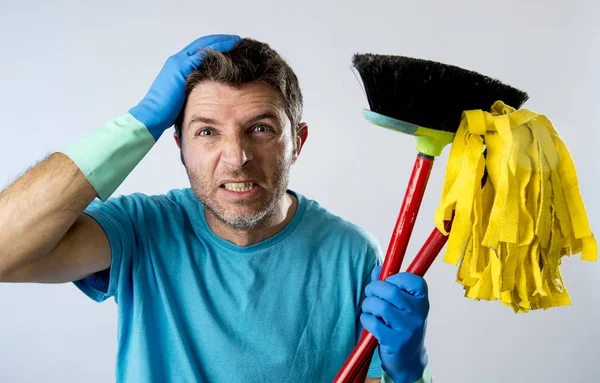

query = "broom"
[334,54,528,382]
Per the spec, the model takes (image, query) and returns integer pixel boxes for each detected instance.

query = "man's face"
[177,81,304,229]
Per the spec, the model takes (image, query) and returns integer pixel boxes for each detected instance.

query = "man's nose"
[221,135,252,168]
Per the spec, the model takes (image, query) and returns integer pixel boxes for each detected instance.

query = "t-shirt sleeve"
[72,195,142,303]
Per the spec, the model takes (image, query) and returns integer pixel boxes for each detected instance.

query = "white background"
[1,1,598,382]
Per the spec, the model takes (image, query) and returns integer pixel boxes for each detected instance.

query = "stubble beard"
[186,157,292,230]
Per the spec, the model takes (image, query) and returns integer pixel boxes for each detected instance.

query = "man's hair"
[174,38,303,138]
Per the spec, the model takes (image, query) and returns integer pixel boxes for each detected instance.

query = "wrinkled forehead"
[184,81,286,123]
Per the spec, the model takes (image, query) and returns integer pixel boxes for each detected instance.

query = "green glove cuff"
[381,364,432,383]
[59,113,155,200]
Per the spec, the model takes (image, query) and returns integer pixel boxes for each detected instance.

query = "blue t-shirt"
[74,188,383,382]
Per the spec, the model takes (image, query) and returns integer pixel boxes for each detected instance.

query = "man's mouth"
[220,182,257,193]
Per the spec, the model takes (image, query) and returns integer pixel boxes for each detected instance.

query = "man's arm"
[366,378,380,383]
[0,35,241,285]
[0,153,110,283]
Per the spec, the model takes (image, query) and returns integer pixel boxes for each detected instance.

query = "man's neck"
[205,192,297,247]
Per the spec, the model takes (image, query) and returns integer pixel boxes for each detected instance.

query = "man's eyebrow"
[186,111,283,128]
[187,115,218,126]
[247,112,283,125]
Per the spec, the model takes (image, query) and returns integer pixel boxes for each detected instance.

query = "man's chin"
[194,187,284,229]
[207,203,270,229]
[216,212,268,229]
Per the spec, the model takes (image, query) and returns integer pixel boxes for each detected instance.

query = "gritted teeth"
[222,182,255,192]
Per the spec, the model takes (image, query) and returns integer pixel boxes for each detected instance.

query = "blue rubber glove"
[129,34,241,141]
[360,266,429,383]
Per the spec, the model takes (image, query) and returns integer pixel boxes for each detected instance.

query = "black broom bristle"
[352,53,529,132]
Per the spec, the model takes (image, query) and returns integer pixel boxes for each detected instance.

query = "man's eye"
[197,129,214,137]
[252,124,270,133]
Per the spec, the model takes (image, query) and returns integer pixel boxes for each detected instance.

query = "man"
[0,35,431,383]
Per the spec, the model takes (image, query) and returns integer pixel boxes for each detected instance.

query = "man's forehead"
[188,81,283,106]
[184,81,286,122]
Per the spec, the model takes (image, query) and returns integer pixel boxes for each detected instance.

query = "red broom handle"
[377,154,434,280]
[334,154,434,383]
[350,220,453,382]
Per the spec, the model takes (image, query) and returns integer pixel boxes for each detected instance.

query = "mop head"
[434,101,597,313]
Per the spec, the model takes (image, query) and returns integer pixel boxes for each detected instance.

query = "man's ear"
[292,122,309,164]
[174,131,186,166]
[174,131,182,149]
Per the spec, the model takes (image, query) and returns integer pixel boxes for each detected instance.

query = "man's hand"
[360,266,429,383]
[129,34,241,141]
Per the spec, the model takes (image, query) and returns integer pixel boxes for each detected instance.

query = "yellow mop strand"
[434,101,597,313]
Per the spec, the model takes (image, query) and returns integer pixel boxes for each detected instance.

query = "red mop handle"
[406,220,452,275]
[350,220,452,382]
[333,153,434,383]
